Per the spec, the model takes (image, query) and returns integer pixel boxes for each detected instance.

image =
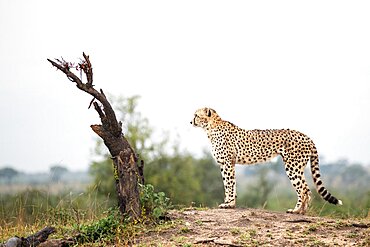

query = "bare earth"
[137,208,369,246]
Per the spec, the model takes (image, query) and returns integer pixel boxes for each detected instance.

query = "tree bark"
[47,53,142,219]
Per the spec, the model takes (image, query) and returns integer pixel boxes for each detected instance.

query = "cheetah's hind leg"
[284,156,311,214]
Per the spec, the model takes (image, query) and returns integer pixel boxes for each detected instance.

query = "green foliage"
[238,166,273,208]
[140,184,171,220]
[145,150,223,207]
[145,152,200,206]
[76,208,121,244]
[92,95,162,162]
[88,95,162,203]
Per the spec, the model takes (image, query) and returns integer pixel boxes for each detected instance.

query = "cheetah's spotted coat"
[190,107,342,214]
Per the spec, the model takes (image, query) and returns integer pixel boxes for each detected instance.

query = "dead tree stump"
[47,53,142,219]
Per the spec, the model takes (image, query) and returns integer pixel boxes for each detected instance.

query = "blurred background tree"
[0,167,19,184]
[49,165,68,183]
[238,166,273,208]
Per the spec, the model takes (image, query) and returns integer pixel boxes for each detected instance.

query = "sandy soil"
[137,208,369,246]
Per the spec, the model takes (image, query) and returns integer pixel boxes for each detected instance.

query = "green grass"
[0,190,111,242]
[0,184,172,245]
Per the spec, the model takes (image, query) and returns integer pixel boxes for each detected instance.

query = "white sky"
[0,1,370,173]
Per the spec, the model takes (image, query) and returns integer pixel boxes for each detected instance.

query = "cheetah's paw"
[286,208,305,214]
[218,203,236,209]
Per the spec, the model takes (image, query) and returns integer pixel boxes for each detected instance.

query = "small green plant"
[173,236,187,243]
[195,219,203,225]
[230,227,241,235]
[238,228,258,244]
[248,229,257,237]
[307,224,317,232]
[240,232,251,241]
[179,226,191,234]
[76,207,121,244]
[140,184,172,220]
[346,231,358,238]
[285,229,293,239]
[312,239,326,246]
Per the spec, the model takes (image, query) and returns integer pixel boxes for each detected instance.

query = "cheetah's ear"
[207,108,212,117]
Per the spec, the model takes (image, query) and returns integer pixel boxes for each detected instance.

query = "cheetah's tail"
[310,144,343,205]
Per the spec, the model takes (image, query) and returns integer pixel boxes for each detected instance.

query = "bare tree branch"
[47,53,142,219]
[47,55,122,139]
[81,52,93,86]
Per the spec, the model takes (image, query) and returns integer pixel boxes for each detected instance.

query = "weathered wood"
[48,53,142,219]
[2,226,56,247]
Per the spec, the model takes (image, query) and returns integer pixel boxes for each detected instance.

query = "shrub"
[140,184,172,220]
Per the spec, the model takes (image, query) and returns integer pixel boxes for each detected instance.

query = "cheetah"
[190,107,342,214]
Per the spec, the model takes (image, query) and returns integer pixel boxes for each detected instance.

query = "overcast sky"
[1,1,370,173]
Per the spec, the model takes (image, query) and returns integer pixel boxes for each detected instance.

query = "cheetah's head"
[190,107,219,128]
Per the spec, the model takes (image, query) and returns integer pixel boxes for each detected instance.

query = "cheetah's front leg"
[219,161,236,209]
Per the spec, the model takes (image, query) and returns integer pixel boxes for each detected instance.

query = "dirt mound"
[139,208,369,246]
